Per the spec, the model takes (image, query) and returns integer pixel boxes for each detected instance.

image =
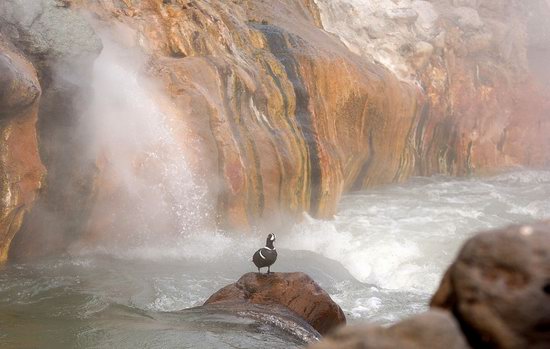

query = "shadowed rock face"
[205,272,346,335]
[0,37,44,262]
[431,221,550,349]
[309,310,470,349]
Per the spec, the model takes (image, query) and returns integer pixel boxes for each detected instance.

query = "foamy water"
[280,170,550,322]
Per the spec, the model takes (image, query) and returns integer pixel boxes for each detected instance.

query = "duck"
[252,233,278,274]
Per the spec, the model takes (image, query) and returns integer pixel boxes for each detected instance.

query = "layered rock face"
[315,0,550,175]
[65,0,420,233]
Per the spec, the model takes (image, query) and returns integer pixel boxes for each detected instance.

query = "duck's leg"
[257,267,261,274]
[267,266,271,274]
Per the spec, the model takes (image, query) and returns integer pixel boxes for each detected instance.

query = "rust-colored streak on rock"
[0,38,45,262]
[205,272,346,335]
[431,221,550,349]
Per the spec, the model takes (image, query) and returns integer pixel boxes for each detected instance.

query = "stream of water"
[1,169,549,348]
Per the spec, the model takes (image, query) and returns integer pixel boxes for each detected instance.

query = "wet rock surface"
[431,221,550,349]
[309,310,470,349]
[190,302,322,345]
[205,272,346,335]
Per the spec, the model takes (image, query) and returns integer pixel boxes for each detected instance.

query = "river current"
[1,169,549,348]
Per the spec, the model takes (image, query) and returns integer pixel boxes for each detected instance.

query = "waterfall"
[75,29,212,254]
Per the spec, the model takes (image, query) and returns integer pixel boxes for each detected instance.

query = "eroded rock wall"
[66,0,421,233]
[315,0,550,176]
[0,36,44,262]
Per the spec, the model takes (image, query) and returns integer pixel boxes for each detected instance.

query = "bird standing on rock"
[252,233,277,274]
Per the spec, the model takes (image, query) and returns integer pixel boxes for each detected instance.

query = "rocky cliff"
[315,0,550,176]
[0,0,549,260]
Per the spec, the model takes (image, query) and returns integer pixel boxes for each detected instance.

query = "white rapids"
[280,169,550,322]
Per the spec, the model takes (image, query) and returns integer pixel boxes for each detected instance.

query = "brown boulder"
[205,272,346,335]
[431,221,550,349]
[308,310,471,349]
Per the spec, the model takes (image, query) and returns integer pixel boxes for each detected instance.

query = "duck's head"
[265,233,276,248]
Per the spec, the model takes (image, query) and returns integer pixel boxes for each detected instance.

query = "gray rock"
[452,0,479,9]
[0,0,102,67]
[385,8,419,26]
[0,44,41,118]
[412,1,439,37]
[452,7,484,31]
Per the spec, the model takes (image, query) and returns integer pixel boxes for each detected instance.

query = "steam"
[75,26,212,253]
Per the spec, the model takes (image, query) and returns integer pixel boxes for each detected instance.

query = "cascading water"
[74,28,213,255]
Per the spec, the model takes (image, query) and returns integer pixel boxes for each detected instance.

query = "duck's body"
[252,234,277,274]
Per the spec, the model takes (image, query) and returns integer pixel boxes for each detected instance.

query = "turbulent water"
[1,170,550,348]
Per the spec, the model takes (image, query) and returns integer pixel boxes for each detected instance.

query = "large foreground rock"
[205,272,346,335]
[431,221,550,349]
[309,310,470,349]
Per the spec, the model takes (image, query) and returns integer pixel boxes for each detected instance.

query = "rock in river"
[205,272,346,335]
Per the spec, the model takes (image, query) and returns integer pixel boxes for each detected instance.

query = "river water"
[1,169,549,348]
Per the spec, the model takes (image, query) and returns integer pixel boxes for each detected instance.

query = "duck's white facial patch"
[259,250,266,259]
[270,234,276,241]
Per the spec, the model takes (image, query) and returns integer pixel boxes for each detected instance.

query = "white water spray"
[76,28,211,253]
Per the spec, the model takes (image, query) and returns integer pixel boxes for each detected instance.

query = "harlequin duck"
[252,233,277,274]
